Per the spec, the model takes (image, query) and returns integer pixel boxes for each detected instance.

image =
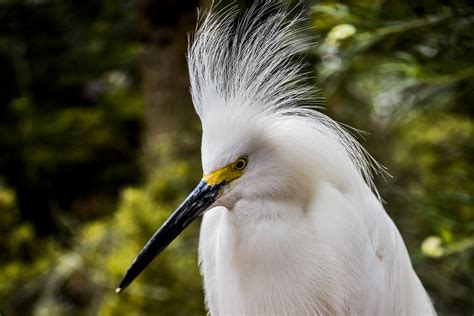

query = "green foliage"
[98,139,205,315]
[1,137,205,315]
[0,0,143,233]
[0,0,145,313]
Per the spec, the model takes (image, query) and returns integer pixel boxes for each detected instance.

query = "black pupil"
[235,160,245,169]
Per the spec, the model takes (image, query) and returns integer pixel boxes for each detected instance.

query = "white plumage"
[188,2,435,315]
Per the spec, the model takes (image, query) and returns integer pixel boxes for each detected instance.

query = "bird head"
[116,2,382,294]
[200,105,312,209]
[116,106,313,294]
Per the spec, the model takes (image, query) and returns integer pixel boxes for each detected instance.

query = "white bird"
[117,2,435,315]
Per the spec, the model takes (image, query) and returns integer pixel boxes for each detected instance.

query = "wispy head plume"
[187,1,387,198]
[188,1,319,118]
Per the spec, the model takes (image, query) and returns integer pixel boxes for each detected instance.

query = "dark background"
[0,0,472,314]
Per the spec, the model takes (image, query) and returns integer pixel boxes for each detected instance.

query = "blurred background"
[0,0,472,315]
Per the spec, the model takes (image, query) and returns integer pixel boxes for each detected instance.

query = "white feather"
[188,1,435,315]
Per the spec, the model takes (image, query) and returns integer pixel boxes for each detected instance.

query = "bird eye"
[233,157,247,171]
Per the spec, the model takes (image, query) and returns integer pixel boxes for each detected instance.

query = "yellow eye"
[233,157,248,171]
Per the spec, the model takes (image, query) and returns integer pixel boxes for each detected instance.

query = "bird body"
[117,2,435,315]
[199,113,434,315]
[190,3,435,315]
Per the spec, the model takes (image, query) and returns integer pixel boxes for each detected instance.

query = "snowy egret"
[117,2,435,315]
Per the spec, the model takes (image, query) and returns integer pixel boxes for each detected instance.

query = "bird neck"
[205,199,347,315]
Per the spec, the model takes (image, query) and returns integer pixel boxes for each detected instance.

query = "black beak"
[116,180,223,294]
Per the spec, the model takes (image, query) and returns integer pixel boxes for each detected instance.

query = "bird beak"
[116,180,224,294]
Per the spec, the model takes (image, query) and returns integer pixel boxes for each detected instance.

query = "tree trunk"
[138,0,200,156]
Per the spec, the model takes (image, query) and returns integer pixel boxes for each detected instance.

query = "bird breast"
[198,197,350,316]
